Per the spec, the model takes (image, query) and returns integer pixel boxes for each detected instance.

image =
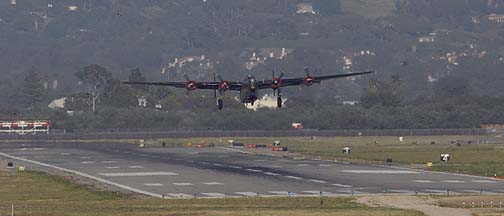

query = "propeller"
[216,74,231,93]
[303,67,315,86]
[271,69,285,96]
[184,74,197,91]
[213,73,217,98]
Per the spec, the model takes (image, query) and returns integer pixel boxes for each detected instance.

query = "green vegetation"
[0,171,423,216]
[1,1,504,131]
[142,135,504,177]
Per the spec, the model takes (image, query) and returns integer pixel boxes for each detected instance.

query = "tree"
[75,64,113,112]
[128,67,148,92]
[22,67,45,108]
[433,76,471,99]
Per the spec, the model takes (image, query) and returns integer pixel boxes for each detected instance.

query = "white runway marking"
[213,163,224,166]
[472,180,497,183]
[245,169,262,172]
[19,148,46,151]
[285,176,303,180]
[412,180,433,183]
[173,183,193,186]
[102,161,117,164]
[0,151,164,198]
[144,183,163,187]
[166,193,192,198]
[341,170,419,174]
[319,164,333,167]
[128,166,144,169]
[235,192,258,196]
[268,191,289,195]
[81,161,95,164]
[99,172,178,177]
[297,164,311,167]
[442,180,465,183]
[424,189,448,194]
[228,166,242,169]
[203,182,223,185]
[201,193,226,197]
[264,172,281,176]
[105,166,120,169]
[332,184,353,188]
[308,179,327,184]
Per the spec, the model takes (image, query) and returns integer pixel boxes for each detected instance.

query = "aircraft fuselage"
[239,76,259,104]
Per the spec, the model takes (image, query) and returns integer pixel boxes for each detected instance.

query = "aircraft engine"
[303,75,315,86]
[185,80,197,91]
[218,80,231,92]
[270,77,282,90]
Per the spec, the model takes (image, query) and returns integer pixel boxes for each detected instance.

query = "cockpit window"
[250,78,257,89]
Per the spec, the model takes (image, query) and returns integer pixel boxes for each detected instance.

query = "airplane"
[123,68,374,110]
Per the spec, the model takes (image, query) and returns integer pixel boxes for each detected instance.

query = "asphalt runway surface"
[1,142,503,198]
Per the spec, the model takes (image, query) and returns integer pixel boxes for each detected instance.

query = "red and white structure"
[0,120,51,135]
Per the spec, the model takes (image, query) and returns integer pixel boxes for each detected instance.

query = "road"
[0,142,503,198]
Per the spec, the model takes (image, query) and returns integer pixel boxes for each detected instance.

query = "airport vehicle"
[124,68,374,110]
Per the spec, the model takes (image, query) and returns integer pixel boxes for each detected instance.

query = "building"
[418,36,435,43]
[297,3,316,14]
[488,14,504,23]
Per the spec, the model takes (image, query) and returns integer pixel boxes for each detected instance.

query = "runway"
[1,142,503,198]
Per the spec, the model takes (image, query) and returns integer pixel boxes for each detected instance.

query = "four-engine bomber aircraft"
[124,68,374,110]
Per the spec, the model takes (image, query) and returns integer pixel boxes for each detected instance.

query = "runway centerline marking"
[285,176,303,180]
[99,172,178,177]
[332,184,353,188]
[442,180,465,183]
[105,166,120,169]
[128,166,144,169]
[308,179,327,184]
[173,183,193,186]
[341,170,419,174]
[79,156,92,159]
[144,183,163,187]
[102,161,117,164]
[413,180,433,183]
[81,161,95,164]
[202,182,223,185]
[264,172,281,176]
[245,169,262,172]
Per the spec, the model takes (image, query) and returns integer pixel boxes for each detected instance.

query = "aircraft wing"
[258,71,374,89]
[123,81,242,91]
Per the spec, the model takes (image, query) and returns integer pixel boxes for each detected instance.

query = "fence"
[0,128,489,141]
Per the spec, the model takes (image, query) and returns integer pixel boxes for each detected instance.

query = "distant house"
[243,48,293,70]
[342,101,358,106]
[418,36,435,43]
[488,14,504,23]
[297,3,316,14]
[138,96,147,107]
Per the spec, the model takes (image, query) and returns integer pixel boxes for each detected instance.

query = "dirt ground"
[356,195,472,216]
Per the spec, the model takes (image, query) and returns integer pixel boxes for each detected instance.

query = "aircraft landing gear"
[277,96,282,108]
[217,98,223,110]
